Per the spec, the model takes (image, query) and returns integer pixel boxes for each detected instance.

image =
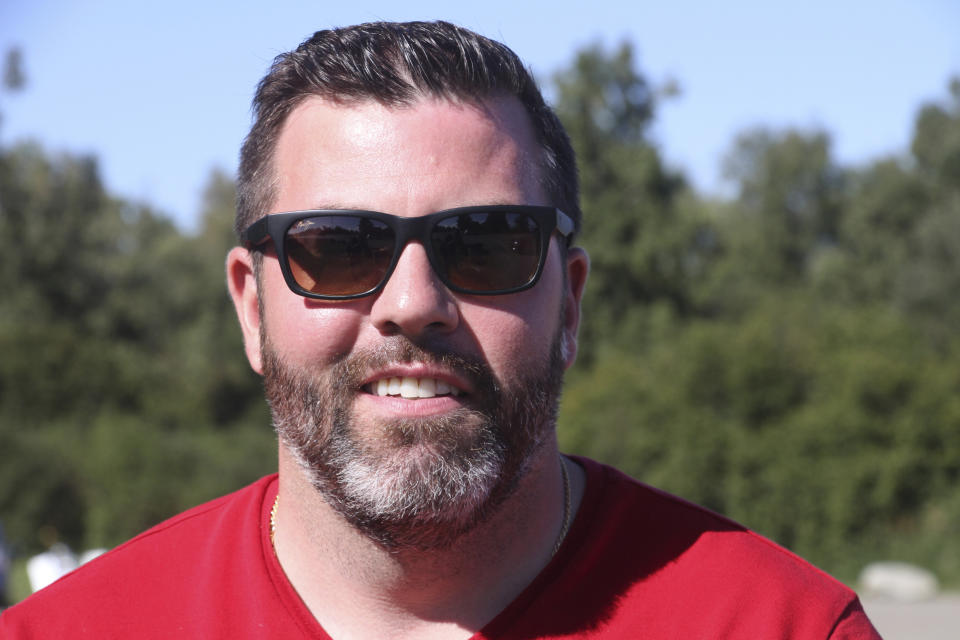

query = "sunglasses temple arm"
[240,217,271,249]
[556,209,576,246]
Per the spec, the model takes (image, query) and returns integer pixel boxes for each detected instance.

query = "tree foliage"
[552,43,705,361]
[557,57,960,585]
[0,146,272,557]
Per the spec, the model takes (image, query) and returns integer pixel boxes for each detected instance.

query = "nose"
[369,241,459,338]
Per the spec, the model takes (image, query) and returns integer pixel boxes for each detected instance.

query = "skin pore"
[227,94,588,640]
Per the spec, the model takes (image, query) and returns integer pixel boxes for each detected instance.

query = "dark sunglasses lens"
[285,216,394,296]
[432,212,542,292]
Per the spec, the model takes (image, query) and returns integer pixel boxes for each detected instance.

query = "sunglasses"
[241,205,576,300]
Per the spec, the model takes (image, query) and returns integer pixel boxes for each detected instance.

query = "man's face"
[228,95,587,549]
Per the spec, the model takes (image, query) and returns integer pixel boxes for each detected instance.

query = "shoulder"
[0,475,278,639]
[573,456,830,579]
[55,473,274,580]
[555,457,880,638]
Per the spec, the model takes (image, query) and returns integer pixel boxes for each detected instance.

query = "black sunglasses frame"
[241,205,576,300]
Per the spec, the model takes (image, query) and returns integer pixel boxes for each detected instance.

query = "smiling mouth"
[365,377,464,399]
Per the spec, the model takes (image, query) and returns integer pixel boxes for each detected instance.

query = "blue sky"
[1,0,957,230]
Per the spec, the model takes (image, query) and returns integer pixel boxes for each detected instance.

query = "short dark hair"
[235,20,580,240]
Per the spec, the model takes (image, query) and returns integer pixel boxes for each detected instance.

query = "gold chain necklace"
[553,455,573,555]
[269,491,280,546]
[269,456,572,553]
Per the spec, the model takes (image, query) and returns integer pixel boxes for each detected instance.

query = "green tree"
[717,128,844,287]
[552,43,710,361]
[560,74,960,586]
[0,143,272,554]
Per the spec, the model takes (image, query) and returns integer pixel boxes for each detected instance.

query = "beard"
[262,330,567,551]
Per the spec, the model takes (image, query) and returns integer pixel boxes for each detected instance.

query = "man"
[1,21,879,638]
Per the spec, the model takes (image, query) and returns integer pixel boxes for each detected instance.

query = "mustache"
[267,335,500,399]
[350,338,490,379]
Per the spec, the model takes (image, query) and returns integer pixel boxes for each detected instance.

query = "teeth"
[372,377,461,398]
[418,378,436,398]
[400,377,419,398]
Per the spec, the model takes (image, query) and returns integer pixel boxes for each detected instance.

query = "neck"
[272,443,583,640]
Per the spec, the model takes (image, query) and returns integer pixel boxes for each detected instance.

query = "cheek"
[266,308,365,365]
[501,319,556,367]
[260,269,366,364]
[461,284,563,378]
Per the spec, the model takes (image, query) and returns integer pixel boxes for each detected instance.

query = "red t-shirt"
[1,458,880,638]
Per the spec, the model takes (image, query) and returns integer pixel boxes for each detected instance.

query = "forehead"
[270,95,546,214]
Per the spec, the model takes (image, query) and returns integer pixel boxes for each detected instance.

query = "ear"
[561,246,589,369]
[226,246,264,375]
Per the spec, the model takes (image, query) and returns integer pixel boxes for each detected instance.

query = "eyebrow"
[290,200,528,215]
[307,202,365,212]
